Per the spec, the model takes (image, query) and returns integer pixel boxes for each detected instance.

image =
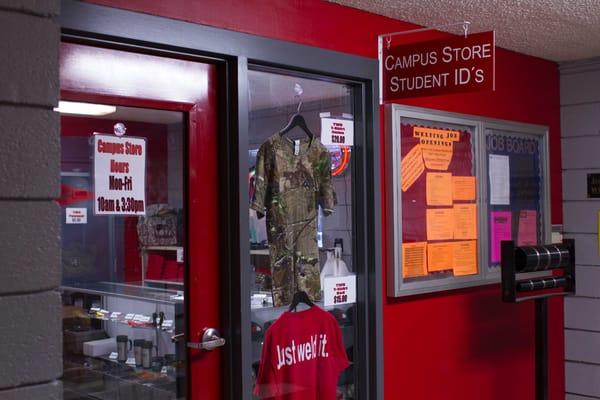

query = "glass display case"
[59,105,187,400]
[247,68,357,398]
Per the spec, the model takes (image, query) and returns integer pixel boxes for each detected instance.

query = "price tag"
[110,312,122,319]
[176,247,184,263]
[323,274,356,306]
[90,307,101,313]
[320,117,354,146]
[124,313,135,320]
[108,352,118,360]
[162,320,174,329]
[133,314,145,321]
[126,357,136,366]
[66,207,87,224]
[160,366,168,375]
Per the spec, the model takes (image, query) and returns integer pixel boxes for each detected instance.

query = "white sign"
[320,117,354,146]
[323,274,356,306]
[489,154,510,205]
[93,134,146,215]
[66,207,87,224]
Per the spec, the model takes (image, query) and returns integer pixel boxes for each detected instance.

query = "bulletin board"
[483,124,550,275]
[386,105,550,297]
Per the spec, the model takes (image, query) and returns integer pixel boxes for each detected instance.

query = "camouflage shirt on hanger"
[251,133,336,307]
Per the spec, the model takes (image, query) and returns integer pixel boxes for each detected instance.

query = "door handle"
[186,328,226,351]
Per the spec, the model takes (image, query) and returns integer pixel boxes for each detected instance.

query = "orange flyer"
[402,242,428,278]
[426,208,454,241]
[427,242,454,272]
[401,144,425,192]
[413,127,458,171]
[454,203,477,240]
[426,172,453,206]
[452,176,476,201]
[453,240,478,276]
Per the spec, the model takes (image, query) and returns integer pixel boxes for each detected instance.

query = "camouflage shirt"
[251,133,336,306]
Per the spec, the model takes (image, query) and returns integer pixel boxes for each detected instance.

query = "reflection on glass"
[59,105,187,399]
[248,69,356,399]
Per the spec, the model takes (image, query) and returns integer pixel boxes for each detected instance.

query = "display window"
[247,68,357,399]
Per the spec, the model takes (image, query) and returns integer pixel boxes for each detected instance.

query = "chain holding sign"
[93,133,147,216]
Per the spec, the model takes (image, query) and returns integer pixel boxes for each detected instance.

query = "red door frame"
[60,41,223,399]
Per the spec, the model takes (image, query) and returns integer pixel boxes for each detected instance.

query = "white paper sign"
[108,352,118,360]
[323,274,356,306]
[176,247,184,263]
[66,207,87,224]
[320,118,354,146]
[93,134,146,215]
[489,154,510,205]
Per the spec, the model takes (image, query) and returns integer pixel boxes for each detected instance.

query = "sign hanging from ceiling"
[93,134,146,216]
[379,31,495,102]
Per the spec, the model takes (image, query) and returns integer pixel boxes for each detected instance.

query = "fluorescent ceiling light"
[54,101,116,116]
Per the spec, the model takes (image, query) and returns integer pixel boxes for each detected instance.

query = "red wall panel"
[82,1,564,399]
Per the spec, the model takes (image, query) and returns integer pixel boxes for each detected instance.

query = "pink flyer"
[491,211,512,263]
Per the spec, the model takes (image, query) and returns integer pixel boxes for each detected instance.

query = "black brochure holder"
[501,239,575,400]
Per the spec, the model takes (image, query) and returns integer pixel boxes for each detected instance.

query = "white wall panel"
[563,234,600,266]
[566,330,600,364]
[565,297,600,331]
[562,103,600,137]
[563,202,600,234]
[562,137,600,170]
[566,362,600,397]
[576,266,600,298]
[561,69,600,105]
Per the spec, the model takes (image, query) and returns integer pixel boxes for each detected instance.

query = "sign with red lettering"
[93,134,146,215]
[323,274,356,306]
[379,31,495,102]
[321,117,354,146]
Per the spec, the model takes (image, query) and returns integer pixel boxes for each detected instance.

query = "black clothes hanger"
[279,113,314,140]
[278,98,314,140]
[288,290,314,312]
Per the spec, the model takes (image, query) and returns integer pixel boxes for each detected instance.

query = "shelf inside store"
[61,282,184,305]
[250,248,269,256]
[84,313,175,334]
[141,246,183,252]
[144,279,184,287]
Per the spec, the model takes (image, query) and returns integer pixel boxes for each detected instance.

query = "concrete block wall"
[0,1,62,399]
[561,58,600,400]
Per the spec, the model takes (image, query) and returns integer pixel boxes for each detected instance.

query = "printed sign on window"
[66,207,87,224]
[320,118,354,146]
[323,274,356,306]
[93,134,146,215]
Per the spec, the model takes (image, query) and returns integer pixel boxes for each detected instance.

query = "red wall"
[83,1,564,399]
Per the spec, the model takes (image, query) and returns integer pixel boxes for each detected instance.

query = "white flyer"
[93,134,146,216]
[66,207,87,224]
[323,274,356,306]
[320,117,354,146]
[489,154,510,205]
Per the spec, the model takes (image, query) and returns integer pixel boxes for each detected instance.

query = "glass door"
[58,41,223,400]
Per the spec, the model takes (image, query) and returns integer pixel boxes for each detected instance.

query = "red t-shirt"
[254,306,349,400]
